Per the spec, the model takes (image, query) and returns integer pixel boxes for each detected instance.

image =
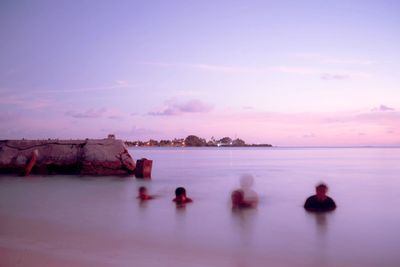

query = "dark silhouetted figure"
[304,183,336,212]
[137,186,154,201]
[173,187,193,205]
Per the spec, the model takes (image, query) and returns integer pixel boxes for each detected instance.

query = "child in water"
[137,186,155,201]
[173,187,193,204]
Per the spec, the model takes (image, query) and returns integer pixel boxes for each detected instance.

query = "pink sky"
[1,1,399,146]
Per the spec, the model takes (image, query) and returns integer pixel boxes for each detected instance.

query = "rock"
[0,139,136,176]
[135,158,153,178]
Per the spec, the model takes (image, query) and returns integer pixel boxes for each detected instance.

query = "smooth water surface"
[1,147,399,267]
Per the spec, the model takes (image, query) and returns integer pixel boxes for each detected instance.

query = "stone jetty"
[0,139,136,176]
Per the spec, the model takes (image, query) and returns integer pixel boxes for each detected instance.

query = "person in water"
[231,189,256,209]
[304,183,336,212]
[137,186,155,201]
[173,187,193,204]
[231,174,258,209]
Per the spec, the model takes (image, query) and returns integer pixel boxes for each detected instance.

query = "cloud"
[149,107,179,116]
[178,100,213,112]
[115,80,129,86]
[292,53,374,65]
[107,115,123,120]
[1,81,140,96]
[138,61,320,75]
[138,61,372,79]
[371,105,395,112]
[321,73,350,80]
[65,108,107,118]
[0,94,53,109]
[302,133,316,138]
[324,59,373,65]
[65,108,127,119]
[149,99,213,116]
[270,66,318,75]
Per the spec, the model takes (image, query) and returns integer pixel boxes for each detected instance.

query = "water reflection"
[231,208,258,245]
[230,208,258,267]
[138,199,149,209]
[310,212,328,234]
[306,210,335,236]
[305,210,336,267]
[175,203,188,211]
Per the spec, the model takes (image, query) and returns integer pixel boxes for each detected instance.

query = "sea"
[0,147,399,267]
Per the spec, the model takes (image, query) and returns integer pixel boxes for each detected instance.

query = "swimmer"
[137,186,155,201]
[231,174,258,209]
[173,187,193,204]
[231,189,255,209]
[304,183,336,212]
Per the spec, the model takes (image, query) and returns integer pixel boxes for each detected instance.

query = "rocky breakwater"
[0,139,136,176]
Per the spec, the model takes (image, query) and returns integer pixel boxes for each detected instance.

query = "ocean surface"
[1,147,400,267]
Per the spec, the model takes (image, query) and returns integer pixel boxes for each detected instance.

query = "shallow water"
[1,147,400,267]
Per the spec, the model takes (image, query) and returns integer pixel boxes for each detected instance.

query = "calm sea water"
[1,147,399,267]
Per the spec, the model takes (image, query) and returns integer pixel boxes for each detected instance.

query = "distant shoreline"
[127,145,400,149]
[123,135,272,148]
[125,143,273,148]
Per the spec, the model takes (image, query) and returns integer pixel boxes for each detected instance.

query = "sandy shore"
[0,215,282,267]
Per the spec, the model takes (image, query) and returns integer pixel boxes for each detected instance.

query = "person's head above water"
[139,186,147,194]
[304,182,336,212]
[315,183,328,200]
[175,187,186,197]
[137,186,154,200]
[173,187,192,204]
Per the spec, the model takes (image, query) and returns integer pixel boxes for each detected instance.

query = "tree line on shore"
[124,135,272,147]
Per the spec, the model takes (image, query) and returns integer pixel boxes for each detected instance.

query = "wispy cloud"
[149,99,213,116]
[321,73,350,80]
[269,66,318,75]
[302,133,316,138]
[65,108,127,120]
[0,95,53,109]
[65,108,107,118]
[324,58,374,65]
[138,61,370,79]
[1,81,140,96]
[371,104,395,112]
[293,53,374,65]
[138,61,320,75]
[34,83,134,94]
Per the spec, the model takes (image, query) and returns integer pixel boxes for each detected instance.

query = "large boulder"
[0,139,135,176]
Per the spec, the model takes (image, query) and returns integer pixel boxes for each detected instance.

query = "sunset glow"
[1,1,399,146]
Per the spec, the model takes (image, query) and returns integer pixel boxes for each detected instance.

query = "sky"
[1,0,399,146]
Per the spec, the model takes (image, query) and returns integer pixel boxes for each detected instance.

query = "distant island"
[123,135,272,147]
